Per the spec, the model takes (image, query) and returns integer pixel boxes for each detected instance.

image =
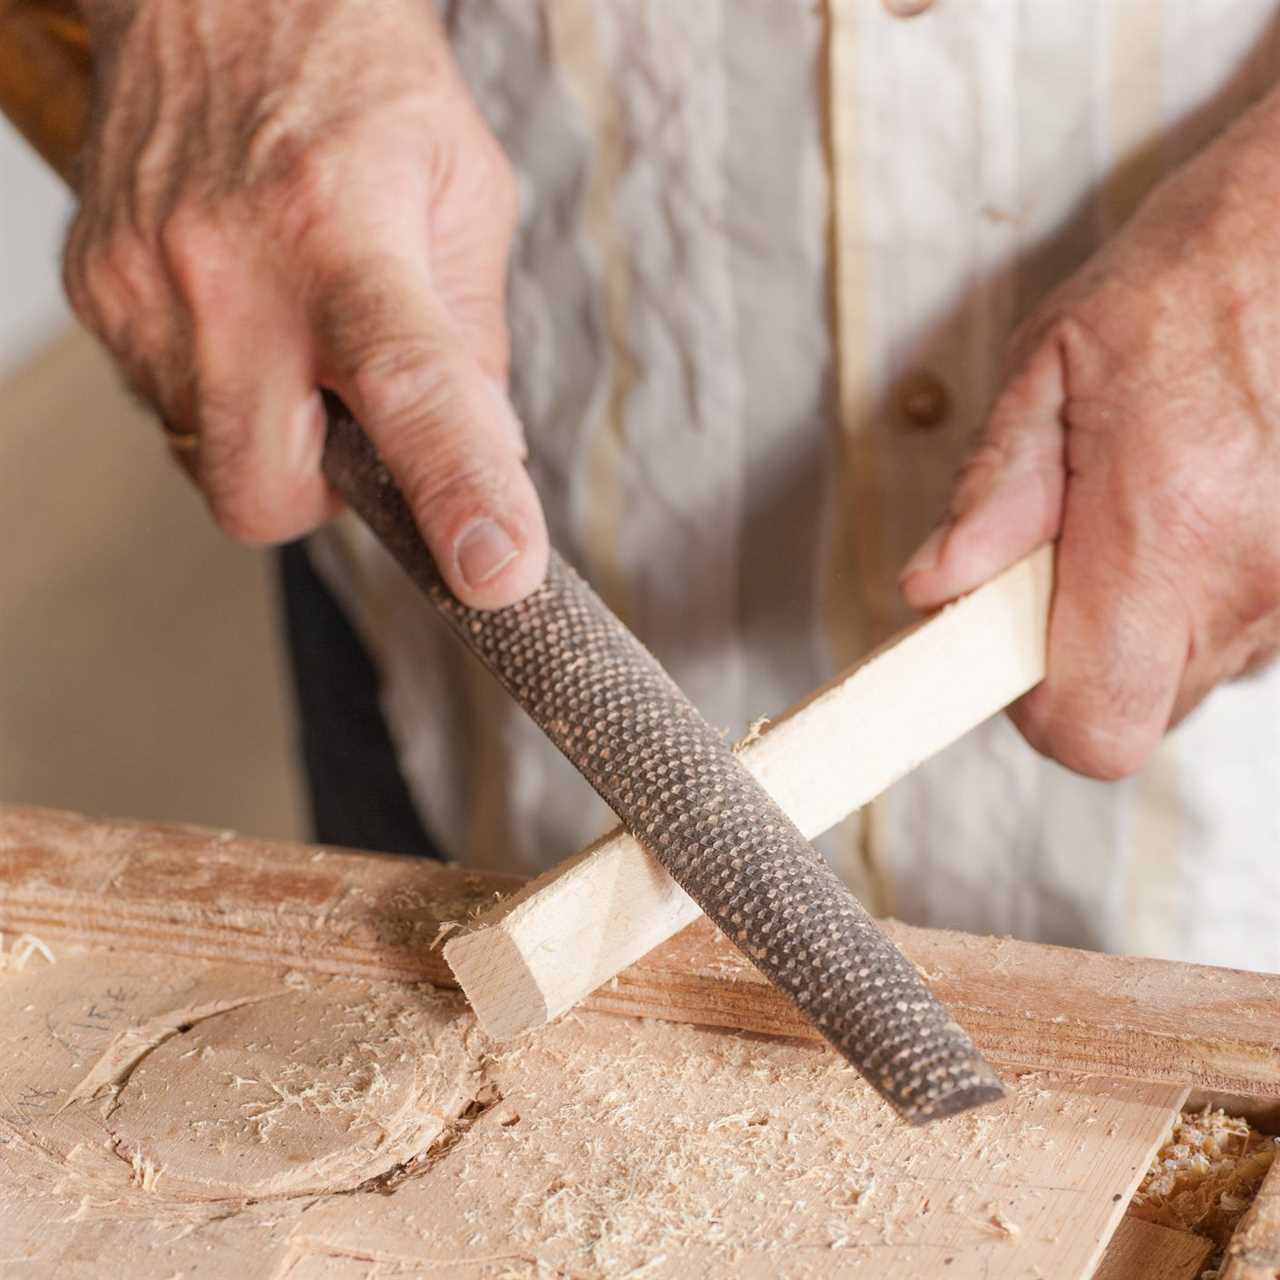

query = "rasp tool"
[322,400,1004,1125]
[0,2,1002,1124]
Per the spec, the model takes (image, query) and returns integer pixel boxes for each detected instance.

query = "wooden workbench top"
[1,802,1277,1277]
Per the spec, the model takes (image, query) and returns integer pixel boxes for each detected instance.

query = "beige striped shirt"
[312,0,1280,970]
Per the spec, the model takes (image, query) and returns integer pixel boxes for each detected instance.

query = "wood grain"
[6,803,1280,1103]
[289,1022,1185,1280]
[1093,1217,1213,1280]
[1223,1154,1280,1279]
[444,548,1052,1038]
[0,939,1186,1279]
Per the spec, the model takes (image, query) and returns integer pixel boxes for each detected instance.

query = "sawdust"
[0,950,1187,1278]
[106,981,480,1200]
[734,717,771,751]
[280,1012,1175,1278]
[1130,1104,1278,1272]
[0,955,485,1209]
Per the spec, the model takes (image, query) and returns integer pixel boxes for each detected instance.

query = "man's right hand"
[65,0,547,608]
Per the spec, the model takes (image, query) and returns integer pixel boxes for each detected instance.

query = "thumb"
[899,337,1068,610]
[316,260,548,610]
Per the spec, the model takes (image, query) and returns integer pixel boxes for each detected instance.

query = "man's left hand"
[900,91,1280,779]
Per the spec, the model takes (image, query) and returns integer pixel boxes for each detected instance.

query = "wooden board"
[444,547,1051,1038]
[1092,1218,1213,1280]
[1222,1154,1280,1279]
[4,803,1280,1101]
[0,939,1186,1279]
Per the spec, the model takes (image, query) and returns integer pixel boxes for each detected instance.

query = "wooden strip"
[0,803,504,986]
[1222,1154,1280,1279]
[6,803,1280,1101]
[443,546,1052,1038]
[1094,1218,1213,1280]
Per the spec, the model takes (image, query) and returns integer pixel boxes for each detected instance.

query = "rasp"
[321,398,1004,1124]
[0,1,1002,1125]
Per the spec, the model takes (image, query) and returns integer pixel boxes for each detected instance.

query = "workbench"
[2,803,1279,1278]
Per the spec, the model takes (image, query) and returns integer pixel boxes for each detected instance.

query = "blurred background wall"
[0,117,305,840]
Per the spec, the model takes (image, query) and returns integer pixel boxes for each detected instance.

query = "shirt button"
[896,370,950,429]
[883,0,934,16]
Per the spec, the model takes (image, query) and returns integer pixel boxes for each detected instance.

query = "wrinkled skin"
[65,0,546,608]
[902,91,1280,779]
[66,1,1280,781]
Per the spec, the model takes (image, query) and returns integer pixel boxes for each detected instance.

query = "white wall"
[0,117,306,842]
[0,117,73,376]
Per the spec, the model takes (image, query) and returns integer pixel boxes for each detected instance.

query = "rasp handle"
[321,396,1004,1124]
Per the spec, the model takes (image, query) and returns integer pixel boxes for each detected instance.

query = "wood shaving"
[734,717,770,752]
[1130,1104,1278,1271]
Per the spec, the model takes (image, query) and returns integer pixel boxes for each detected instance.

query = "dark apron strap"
[277,540,443,860]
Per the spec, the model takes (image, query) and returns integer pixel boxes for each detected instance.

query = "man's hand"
[900,92,1280,779]
[64,0,547,608]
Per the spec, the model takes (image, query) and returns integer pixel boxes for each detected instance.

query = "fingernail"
[900,521,950,582]
[457,518,519,589]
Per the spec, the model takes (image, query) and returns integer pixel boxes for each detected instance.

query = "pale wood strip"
[444,546,1052,1038]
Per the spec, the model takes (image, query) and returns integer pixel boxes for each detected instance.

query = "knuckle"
[243,109,316,192]
[1222,544,1280,635]
[269,148,341,250]
[1022,671,1164,780]
[1018,308,1113,395]
[205,484,283,545]
[197,408,319,546]
[402,454,504,533]
[61,219,94,321]
[948,436,1012,514]
[1023,700,1153,780]
[159,207,229,309]
[1060,724,1151,781]
[61,250,94,326]
[198,432,269,543]
[1254,552,1280,615]
[72,233,167,357]
[77,236,147,314]
[349,341,462,428]
[474,139,517,225]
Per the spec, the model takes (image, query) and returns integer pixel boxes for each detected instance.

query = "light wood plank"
[1222,1154,1280,1279]
[443,546,1052,1038]
[0,941,1186,1279]
[288,1014,1185,1280]
[6,803,1280,1102]
[1094,1218,1213,1280]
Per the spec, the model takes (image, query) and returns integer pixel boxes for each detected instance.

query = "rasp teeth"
[324,400,1006,1126]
